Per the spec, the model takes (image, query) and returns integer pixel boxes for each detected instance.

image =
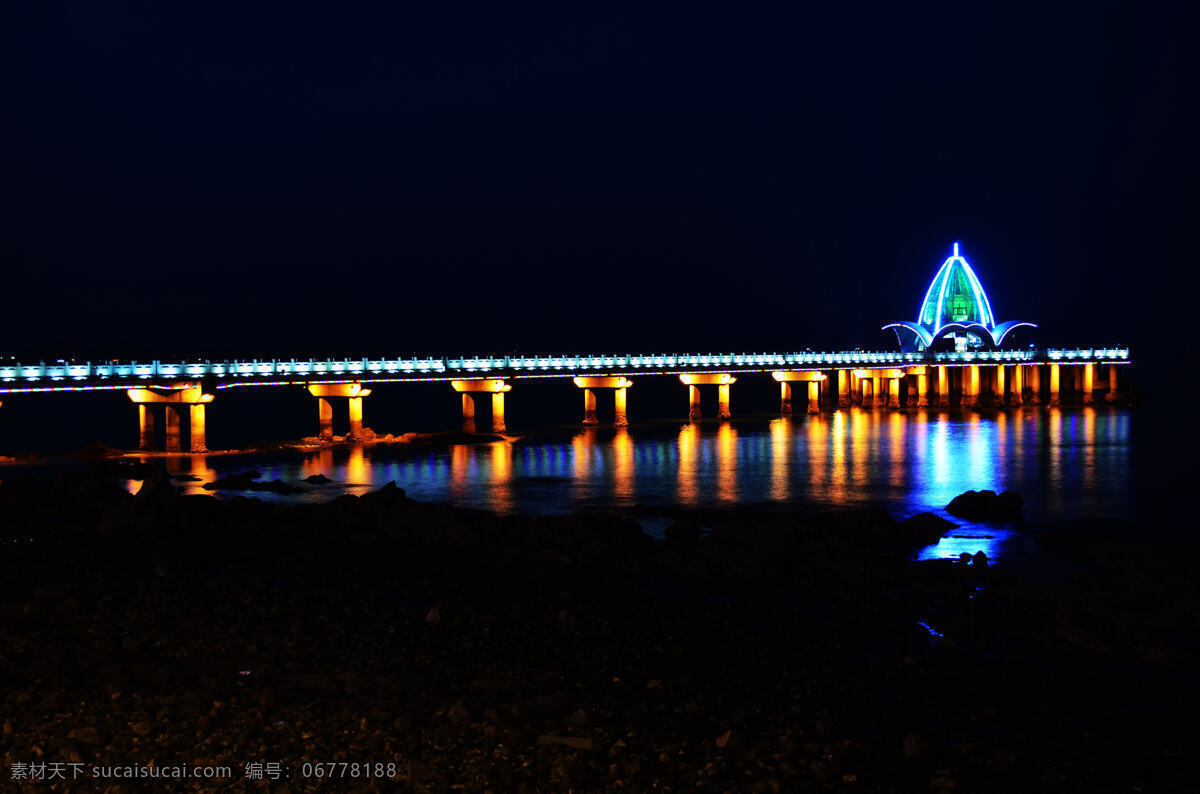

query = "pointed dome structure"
[883,243,1035,351]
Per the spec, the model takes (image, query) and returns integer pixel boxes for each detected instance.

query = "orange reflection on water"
[489,442,513,513]
[1081,406,1096,485]
[887,411,905,489]
[806,415,828,494]
[345,446,369,494]
[612,429,634,505]
[449,445,471,501]
[769,418,791,501]
[301,448,335,480]
[715,422,739,503]
[677,423,699,505]
[827,411,849,502]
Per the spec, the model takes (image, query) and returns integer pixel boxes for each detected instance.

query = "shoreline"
[1,468,1193,791]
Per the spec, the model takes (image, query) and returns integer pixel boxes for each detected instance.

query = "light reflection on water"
[145,407,1131,556]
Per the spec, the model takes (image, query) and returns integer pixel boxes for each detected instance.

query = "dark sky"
[1,3,1190,360]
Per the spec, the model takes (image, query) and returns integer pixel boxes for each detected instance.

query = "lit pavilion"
[883,243,1035,352]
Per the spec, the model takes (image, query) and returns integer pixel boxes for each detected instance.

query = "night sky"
[1,4,1189,365]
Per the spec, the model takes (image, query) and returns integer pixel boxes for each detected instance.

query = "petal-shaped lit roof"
[884,243,1035,351]
[916,243,995,333]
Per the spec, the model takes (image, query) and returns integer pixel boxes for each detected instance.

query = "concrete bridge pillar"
[1009,364,1023,407]
[961,365,980,408]
[873,375,883,409]
[461,394,476,433]
[854,370,875,408]
[308,383,372,441]
[1082,363,1095,405]
[772,371,825,415]
[348,396,365,436]
[451,379,510,434]
[837,369,851,408]
[937,365,949,407]
[1105,365,1119,403]
[164,406,182,452]
[583,389,598,425]
[189,404,208,453]
[1049,364,1061,406]
[127,384,214,452]
[849,371,861,406]
[718,384,732,420]
[318,398,334,440]
[679,374,736,421]
[492,393,506,433]
[138,404,156,450]
[887,375,901,408]
[572,377,633,427]
[916,372,929,408]
[1029,364,1042,404]
[993,365,1006,407]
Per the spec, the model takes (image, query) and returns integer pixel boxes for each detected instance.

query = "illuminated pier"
[0,244,1132,445]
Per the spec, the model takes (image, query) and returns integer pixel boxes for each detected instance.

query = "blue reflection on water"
[156,407,1132,558]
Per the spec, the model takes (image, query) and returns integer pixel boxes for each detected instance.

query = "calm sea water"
[123,406,1134,560]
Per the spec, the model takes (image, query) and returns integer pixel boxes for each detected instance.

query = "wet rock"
[304,474,332,483]
[202,470,262,490]
[899,512,956,544]
[345,427,377,443]
[945,490,1023,522]
[972,551,988,567]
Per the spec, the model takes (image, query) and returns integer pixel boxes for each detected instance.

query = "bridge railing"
[0,347,1130,384]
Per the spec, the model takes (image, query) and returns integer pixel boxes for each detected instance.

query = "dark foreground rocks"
[0,471,1195,792]
[946,489,1024,522]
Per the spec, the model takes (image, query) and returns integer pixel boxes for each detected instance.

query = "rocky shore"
[0,469,1194,792]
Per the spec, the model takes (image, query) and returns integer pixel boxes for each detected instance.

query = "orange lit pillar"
[461,394,476,433]
[916,373,929,408]
[138,404,156,450]
[164,406,182,452]
[937,365,949,407]
[189,404,207,453]
[861,378,874,408]
[838,369,851,408]
[807,381,820,414]
[961,365,980,408]
[1105,365,1119,403]
[1049,364,1061,406]
[993,365,1006,407]
[1082,363,1094,405]
[780,382,792,415]
[849,371,860,405]
[718,383,731,420]
[614,387,628,428]
[689,385,702,420]
[583,388,598,425]
[872,375,883,409]
[1009,364,1023,407]
[318,398,334,441]
[1029,365,1042,404]
[492,392,506,433]
[348,396,364,436]
[886,376,899,409]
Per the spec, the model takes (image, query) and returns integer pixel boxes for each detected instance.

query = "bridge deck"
[0,348,1129,393]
